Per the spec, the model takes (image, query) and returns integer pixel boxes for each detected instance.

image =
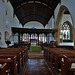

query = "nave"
[0,46,53,75]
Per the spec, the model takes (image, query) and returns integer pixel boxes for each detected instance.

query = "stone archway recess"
[55,5,74,46]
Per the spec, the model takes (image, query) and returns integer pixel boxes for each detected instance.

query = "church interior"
[0,0,75,75]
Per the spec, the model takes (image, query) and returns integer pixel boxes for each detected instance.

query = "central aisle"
[25,59,52,75]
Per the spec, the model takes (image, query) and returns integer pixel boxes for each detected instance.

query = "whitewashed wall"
[45,16,55,29]
[46,16,55,43]
[61,0,75,27]
[0,0,21,47]
[61,14,73,25]
[54,3,60,25]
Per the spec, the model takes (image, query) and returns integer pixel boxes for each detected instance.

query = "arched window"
[61,23,70,40]
[23,33,29,41]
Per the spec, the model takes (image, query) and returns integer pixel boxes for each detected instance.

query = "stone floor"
[24,59,53,75]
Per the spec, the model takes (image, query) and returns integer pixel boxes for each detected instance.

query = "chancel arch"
[23,21,44,29]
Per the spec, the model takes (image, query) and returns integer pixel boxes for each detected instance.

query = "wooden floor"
[24,59,52,75]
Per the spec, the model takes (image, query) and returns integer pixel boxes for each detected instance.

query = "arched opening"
[62,22,70,40]
[23,33,29,42]
[55,5,74,46]
[23,21,44,29]
[60,21,73,42]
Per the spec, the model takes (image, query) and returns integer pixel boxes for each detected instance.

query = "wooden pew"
[43,47,75,75]
[44,47,49,61]
[0,48,23,73]
[0,63,7,75]
[0,51,22,73]
[3,47,28,66]
[0,55,17,75]
[0,47,28,74]
[48,48,75,74]
[24,47,28,63]
[0,58,15,75]
[61,55,75,75]
[54,53,75,73]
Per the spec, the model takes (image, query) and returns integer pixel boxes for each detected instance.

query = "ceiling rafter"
[9,0,60,26]
[14,1,52,11]
[19,14,50,21]
[20,15,48,26]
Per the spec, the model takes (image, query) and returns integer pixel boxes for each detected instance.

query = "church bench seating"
[53,52,75,74]
[0,58,17,75]
[0,47,28,74]
[0,55,17,75]
[0,63,7,75]
[24,48,28,63]
[43,47,75,75]
[61,56,75,75]
[4,47,28,66]
[44,47,49,61]
[49,48,75,73]
[0,50,22,73]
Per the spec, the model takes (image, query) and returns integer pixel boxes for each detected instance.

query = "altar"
[30,46,41,52]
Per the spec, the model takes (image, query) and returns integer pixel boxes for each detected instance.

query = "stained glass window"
[61,23,70,40]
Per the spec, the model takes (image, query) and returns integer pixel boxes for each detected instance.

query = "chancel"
[0,0,75,75]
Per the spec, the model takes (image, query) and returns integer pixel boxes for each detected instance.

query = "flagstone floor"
[25,59,53,75]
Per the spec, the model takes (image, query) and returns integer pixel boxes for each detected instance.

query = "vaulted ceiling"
[9,0,60,27]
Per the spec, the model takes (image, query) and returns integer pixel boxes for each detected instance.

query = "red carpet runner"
[28,52,44,59]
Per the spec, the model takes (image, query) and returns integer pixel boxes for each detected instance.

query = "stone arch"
[23,21,44,29]
[55,5,74,45]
